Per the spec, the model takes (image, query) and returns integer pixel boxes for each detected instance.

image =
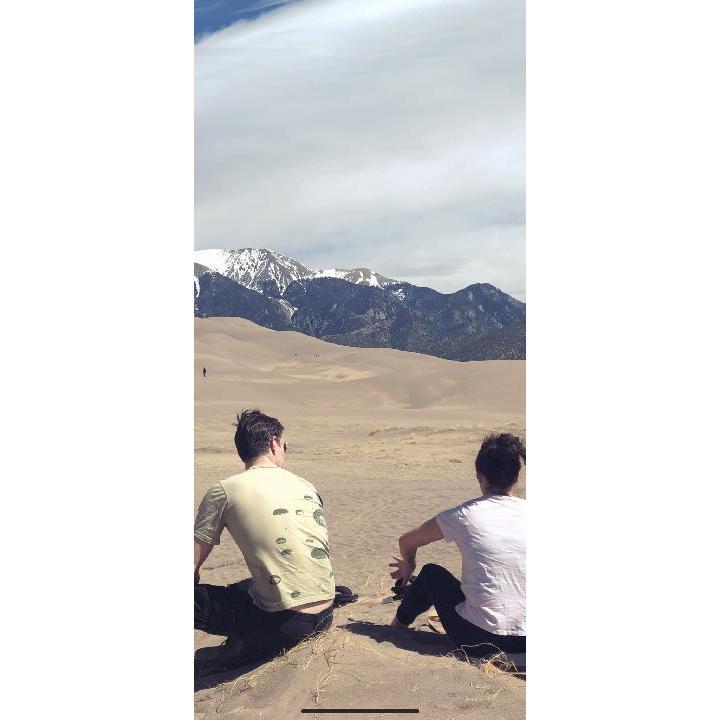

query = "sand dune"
[195,317,525,719]
[196,317,524,412]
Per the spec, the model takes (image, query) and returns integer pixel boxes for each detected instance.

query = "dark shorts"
[195,579,333,663]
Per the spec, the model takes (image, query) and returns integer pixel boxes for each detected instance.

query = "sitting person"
[194,409,334,670]
[389,433,526,659]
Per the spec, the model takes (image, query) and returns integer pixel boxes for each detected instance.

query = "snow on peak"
[194,249,228,274]
[193,248,314,295]
[194,249,395,293]
[314,267,391,287]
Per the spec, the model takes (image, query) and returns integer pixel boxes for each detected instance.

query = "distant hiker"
[194,409,334,671]
[202,367,207,377]
[389,434,526,659]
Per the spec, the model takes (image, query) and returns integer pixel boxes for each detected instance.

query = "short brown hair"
[234,409,284,462]
[475,433,526,491]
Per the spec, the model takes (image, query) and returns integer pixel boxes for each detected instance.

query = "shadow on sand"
[195,619,525,691]
[194,620,455,693]
[342,620,526,680]
[342,619,457,655]
[194,645,271,692]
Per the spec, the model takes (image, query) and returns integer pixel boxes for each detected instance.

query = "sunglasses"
[276,438,287,453]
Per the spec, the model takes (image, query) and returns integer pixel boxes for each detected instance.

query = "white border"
[3,2,192,718]
[528,1,719,717]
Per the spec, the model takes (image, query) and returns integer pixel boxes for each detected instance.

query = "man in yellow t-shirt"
[194,409,334,670]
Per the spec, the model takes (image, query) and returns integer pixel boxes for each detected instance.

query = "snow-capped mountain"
[193,248,526,360]
[194,248,395,296]
[194,248,314,297]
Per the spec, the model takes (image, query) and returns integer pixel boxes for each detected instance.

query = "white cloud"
[195,0,525,299]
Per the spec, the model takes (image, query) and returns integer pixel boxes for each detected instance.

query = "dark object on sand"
[392,575,417,600]
[203,635,245,674]
[334,585,359,607]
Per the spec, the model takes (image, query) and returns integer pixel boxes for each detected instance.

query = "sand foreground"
[195,317,526,719]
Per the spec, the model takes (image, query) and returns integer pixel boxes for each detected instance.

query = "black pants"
[396,563,525,659]
[195,579,333,663]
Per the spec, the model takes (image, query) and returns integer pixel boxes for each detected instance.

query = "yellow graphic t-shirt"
[194,466,334,611]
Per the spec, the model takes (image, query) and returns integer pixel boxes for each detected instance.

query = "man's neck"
[245,456,277,470]
[480,485,513,497]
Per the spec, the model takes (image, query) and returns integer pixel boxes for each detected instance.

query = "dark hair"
[475,433,526,492]
[234,409,284,462]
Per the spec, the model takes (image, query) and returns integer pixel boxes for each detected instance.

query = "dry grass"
[196,615,523,718]
[199,626,388,716]
[375,572,393,600]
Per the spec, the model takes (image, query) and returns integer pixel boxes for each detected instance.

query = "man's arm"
[194,538,213,584]
[389,518,444,585]
[193,481,228,583]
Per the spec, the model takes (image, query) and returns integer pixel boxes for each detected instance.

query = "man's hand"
[390,518,443,588]
[389,555,415,587]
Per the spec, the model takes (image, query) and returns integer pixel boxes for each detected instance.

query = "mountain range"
[194,248,391,297]
[194,249,525,361]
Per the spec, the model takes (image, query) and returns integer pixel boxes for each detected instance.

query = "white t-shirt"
[436,495,526,636]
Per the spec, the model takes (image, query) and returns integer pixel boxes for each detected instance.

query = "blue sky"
[195,0,298,40]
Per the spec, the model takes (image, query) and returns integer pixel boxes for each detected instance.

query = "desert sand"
[195,317,526,719]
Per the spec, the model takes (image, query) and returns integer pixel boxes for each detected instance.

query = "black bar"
[300,710,419,714]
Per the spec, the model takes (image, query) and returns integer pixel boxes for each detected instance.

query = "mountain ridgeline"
[194,249,525,361]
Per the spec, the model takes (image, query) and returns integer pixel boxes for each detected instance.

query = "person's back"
[437,494,525,635]
[203,466,333,611]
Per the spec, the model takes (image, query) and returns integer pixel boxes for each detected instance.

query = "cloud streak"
[195,0,525,298]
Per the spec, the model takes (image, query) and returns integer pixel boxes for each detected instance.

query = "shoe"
[391,575,417,600]
[334,585,359,607]
[202,635,248,674]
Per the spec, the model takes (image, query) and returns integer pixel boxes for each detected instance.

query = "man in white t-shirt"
[389,433,526,658]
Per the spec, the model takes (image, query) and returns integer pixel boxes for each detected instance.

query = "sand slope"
[195,317,524,414]
[195,318,525,719]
